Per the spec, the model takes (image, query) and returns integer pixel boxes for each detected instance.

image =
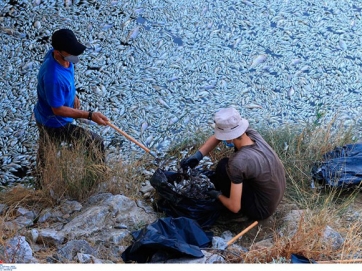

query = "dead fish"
[245,103,263,109]
[242,0,254,6]
[291,58,302,65]
[288,87,295,99]
[339,40,347,50]
[33,0,41,6]
[141,121,148,133]
[127,26,140,40]
[295,65,309,76]
[145,135,153,145]
[64,0,72,7]
[158,98,170,108]
[200,84,215,90]
[102,23,113,30]
[249,54,267,69]
[169,117,178,125]
[101,126,111,136]
[34,21,41,29]
[233,37,241,48]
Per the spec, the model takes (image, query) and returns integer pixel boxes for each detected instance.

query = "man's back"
[227,128,286,218]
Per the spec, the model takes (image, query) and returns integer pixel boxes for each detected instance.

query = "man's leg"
[209,157,231,197]
[35,122,64,188]
[62,124,105,164]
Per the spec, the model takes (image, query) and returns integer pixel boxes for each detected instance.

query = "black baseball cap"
[51,29,86,56]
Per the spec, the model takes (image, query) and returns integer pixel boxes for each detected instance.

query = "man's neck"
[235,134,254,150]
[53,53,70,68]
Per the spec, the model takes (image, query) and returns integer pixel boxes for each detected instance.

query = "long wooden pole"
[107,122,155,156]
[317,259,362,264]
[226,221,258,247]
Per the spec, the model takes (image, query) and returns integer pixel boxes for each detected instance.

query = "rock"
[139,184,154,194]
[0,203,7,215]
[136,199,155,213]
[38,208,52,223]
[5,236,36,263]
[60,205,110,239]
[37,229,65,246]
[86,193,113,205]
[282,209,306,236]
[16,207,36,219]
[205,253,226,263]
[77,253,103,263]
[108,230,129,245]
[250,238,274,250]
[56,240,97,262]
[166,250,226,263]
[13,216,34,228]
[323,225,344,250]
[30,229,39,243]
[59,200,82,214]
[58,194,157,241]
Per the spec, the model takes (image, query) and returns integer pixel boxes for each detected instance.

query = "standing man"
[180,107,286,221]
[33,29,109,182]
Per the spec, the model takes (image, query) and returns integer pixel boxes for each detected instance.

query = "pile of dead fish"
[1,0,362,186]
[166,169,215,200]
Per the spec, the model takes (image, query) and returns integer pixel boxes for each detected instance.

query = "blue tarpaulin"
[291,254,317,263]
[312,143,362,188]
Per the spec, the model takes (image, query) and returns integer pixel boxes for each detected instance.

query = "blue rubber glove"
[206,190,222,199]
[180,150,203,170]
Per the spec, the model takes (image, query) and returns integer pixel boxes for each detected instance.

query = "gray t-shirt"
[226,128,286,217]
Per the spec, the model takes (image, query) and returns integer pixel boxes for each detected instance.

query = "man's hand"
[91,112,109,126]
[180,151,203,169]
[206,190,222,199]
[74,96,80,109]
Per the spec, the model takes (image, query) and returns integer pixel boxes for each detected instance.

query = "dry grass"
[35,137,110,203]
[239,190,362,263]
[100,154,154,199]
[259,115,356,208]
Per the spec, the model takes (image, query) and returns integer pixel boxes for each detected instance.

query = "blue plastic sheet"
[291,254,317,263]
[121,217,212,263]
[312,143,362,188]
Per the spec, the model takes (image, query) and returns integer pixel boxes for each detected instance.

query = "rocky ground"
[1,184,361,264]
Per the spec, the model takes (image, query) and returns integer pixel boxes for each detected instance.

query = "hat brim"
[68,42,86,56]
[214,118,249,140]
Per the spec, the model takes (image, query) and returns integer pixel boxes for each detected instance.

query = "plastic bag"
[311,143,362,188]
[291,254,316,264]
[121,217,213,263]
[150,168,223,228]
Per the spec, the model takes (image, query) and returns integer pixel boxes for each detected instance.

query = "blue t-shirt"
[34,49,75,128]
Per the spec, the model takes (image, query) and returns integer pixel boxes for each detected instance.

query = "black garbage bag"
[121,217,213,263]
[311,143,362,188]
[150,168,224,228]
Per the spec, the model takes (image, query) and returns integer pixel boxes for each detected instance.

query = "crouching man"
[180,107,286,221]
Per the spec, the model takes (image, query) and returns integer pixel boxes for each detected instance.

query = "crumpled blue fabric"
[291,254,317,263]
[121,217,212,263]
[312,143,362,188]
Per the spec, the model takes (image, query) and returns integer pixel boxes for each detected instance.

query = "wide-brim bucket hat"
[214,107,249,140]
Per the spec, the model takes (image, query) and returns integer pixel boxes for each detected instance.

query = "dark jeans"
[210,157,268,220]
[36,122,105,173]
